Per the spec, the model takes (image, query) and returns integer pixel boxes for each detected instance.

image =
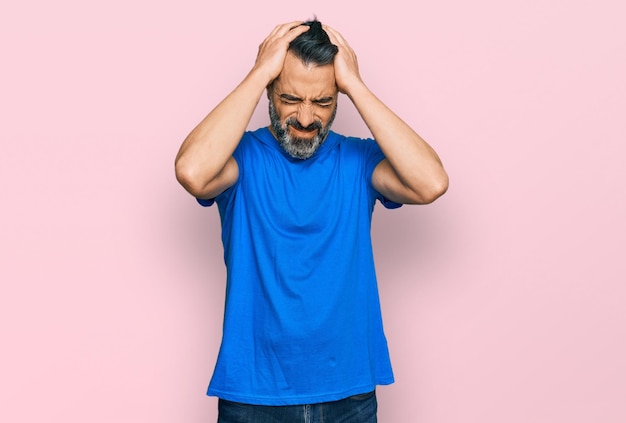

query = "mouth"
[288,125,318,137]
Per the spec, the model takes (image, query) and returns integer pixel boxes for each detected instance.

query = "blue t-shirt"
[198,127,401,405]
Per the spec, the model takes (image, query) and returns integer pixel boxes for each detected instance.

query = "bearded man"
[175,19,448,423]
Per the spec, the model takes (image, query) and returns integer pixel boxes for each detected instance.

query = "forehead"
[274,53,337,99]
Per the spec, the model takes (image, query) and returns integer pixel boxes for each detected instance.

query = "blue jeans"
[217,390,377,423]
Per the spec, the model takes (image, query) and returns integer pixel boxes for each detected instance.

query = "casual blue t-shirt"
[198,127,401,405]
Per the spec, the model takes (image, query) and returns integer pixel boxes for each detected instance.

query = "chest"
[241,151,368,231]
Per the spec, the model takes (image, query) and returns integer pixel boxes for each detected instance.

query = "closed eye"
[313,97,335,107]
[279,94,302,104]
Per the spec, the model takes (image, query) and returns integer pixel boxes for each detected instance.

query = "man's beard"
[269,97,336,160]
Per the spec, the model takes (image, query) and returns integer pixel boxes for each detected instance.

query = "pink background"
[2,0,625,422]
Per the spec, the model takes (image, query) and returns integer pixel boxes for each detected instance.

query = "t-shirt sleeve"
[196,197,215,207]
[363,138,403,210]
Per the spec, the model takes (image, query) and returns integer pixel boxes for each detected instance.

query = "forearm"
[347,82,448,203]
[175,70,268,196]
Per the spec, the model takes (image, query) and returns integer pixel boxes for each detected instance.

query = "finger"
[322,25,342,44]
[260,22,307,53]
[267,24,283,37]
[281,23,310,42]
[275,21,308,37]
[325,25,353,52]
[262,22,309,51]
[265,21,302,43]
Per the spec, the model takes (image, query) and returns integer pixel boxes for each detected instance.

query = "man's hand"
[251,22,310,85]
[323,25,364,95]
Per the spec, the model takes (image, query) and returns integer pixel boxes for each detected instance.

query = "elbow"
[412,173,449,204]
[423,177,449,204]
[175,159,207,198]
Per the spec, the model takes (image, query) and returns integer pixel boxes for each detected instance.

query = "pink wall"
[2,1,625,422]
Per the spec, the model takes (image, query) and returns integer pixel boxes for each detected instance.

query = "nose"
[296,105,315,128]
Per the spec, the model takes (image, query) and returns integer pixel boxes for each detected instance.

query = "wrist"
[342,77,369,101]
[242,67,276,95]
[246,66,277,89]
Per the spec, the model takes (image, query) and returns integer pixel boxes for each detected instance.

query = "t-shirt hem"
[208,378,394,406]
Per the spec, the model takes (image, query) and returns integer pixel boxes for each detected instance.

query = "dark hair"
[288,19,338,66]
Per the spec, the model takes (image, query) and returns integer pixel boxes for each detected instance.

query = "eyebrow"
[279,94,302,102]
[279,93,335,104]
[313,96,335,104]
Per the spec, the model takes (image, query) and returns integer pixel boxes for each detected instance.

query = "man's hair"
[288,19,338,66]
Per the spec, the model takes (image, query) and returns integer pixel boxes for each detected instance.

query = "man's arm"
[324,26,448,205]
[174,22,309,199]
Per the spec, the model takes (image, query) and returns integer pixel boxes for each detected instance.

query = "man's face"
[268,53,338,160]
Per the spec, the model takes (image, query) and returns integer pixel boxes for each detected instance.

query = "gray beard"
[268,97,336,160]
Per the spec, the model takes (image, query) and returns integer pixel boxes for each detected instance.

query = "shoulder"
[232,127,276,160]
[331,131,380,155]
[238,127,268,148]
[334,133,386,170]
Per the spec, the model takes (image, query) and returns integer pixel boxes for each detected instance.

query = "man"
[175,19,448,423]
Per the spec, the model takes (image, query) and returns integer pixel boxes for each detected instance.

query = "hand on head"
[322,25,363,94]
[252,22,310,85]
